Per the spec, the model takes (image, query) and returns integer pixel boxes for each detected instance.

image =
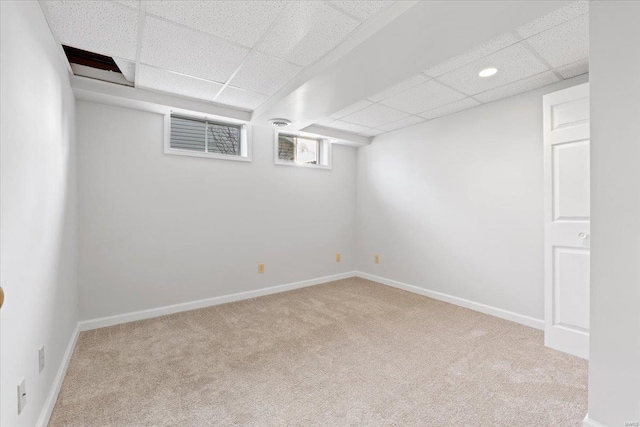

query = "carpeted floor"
[49,277,588,426]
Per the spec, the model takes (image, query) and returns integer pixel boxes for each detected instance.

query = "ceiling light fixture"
[479,67,498,77]
[268,118,292,128]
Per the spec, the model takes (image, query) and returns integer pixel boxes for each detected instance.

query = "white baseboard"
[583,414,608,427]
[35,273,355,425]
[79,272,357,331]
[36,323,80,427]
[356,271,544,330]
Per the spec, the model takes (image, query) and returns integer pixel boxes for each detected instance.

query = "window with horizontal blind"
[164,114,250,161]
[274,132,331,169]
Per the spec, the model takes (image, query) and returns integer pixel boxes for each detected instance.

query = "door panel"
[551,97,589,130]
[553,247,590,331]
[552,140,590,221]
[543,83,590,359]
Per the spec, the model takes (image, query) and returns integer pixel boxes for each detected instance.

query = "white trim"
[79,272,356,331]
[36,324,80,427]
[163,114,252,162]
[583,414,609,427]
[356,271,544,330]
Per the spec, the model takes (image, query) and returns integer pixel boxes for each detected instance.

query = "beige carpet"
[50,278,587,426]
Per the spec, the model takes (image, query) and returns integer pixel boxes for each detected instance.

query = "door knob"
[0,286,4,309]
[578,232,588,239]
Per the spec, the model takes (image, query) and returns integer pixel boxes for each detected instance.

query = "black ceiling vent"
[62,45,134,86]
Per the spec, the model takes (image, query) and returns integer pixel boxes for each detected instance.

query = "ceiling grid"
[211,1,296,103]
[316,1,588,137]
[40,0,588,139]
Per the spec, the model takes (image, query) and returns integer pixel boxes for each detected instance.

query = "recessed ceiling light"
[479,67,498,77]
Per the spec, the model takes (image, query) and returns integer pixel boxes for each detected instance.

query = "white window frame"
[164,113,252,162]
[273,130,332,170]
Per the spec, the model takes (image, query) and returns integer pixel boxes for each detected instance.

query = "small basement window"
[164,114,250,161]
[275,132,331,169]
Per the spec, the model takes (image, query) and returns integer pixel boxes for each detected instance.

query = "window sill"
[274,160,331,170]
[164,147,252,162]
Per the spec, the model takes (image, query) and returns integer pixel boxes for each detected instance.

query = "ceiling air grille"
[63,45,133,86]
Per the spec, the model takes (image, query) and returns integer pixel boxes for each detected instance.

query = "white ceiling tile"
[424,33,519,78]
[330,100,373,119]
[419,98,480,120]
[215,86,269,111]
[436,43,549,95]
[228,52,302,96]
[257,1,359,66]
[474,71,560,104]
[556,58,589,79]
[359,128,386,137]
[141,17,249,84]
[329,1,394,21]
[525,14,588,68]
[517,1,588,39]
[342,104,410,127]
[380,80,466,114]
[367,73,431,102]
[113,0,139,9]
[378,115,425,132]
[323,120,370,133]
[137,65,223,102]
[42,1,139,60]
[113,57,136,82]
[145,1,287,48]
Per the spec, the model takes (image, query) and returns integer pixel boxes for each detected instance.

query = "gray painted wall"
[588,2,640,425]
[76,101,357,320]
[355,75,588,322]
[1,2,79,426]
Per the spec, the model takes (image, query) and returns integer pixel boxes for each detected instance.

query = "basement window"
[164,114,250,161]
[275,132,331,169]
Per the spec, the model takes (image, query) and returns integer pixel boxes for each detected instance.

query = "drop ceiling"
[41,0,396,112]
[40,1,588,141]
[317,1,589,138]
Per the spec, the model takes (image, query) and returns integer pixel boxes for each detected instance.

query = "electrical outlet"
[258,263,265,274]
[374,255,379,264]
[39,346,45,373]
[17,378,26,414]
[335,253,341,262]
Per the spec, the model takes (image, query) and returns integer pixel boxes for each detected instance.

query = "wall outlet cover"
[39,345,45,373]
[17,378,26,414]
[335,253,341,262]
[258,263,265,274]
[374,255,380,264]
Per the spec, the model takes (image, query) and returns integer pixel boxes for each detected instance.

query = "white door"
[543,83,590,360]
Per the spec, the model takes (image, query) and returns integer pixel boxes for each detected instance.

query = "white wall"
[76,101,357,320]
[588,2,640,426]
[0,2,78,427]
[356,75,588,322]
